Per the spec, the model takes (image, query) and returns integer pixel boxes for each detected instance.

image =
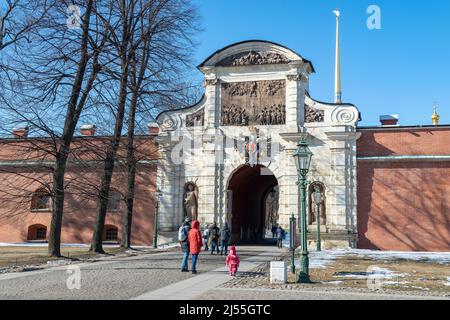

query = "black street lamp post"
[293,129,313,283]
[153,189,162,249]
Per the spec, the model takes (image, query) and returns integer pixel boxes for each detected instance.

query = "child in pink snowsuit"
[226,245,240,276]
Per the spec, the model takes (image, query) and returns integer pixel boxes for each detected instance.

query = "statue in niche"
[183,183,198,221]
[265,187,279,231]
[309,184,326,225]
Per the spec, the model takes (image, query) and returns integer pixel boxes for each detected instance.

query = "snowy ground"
[300,248,450,269]
[288,248,450,294]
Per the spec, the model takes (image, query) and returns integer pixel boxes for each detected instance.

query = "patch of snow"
[299,249,350,269]
[322,280,343,285]
[46,259,72,266]
[345,249,450,264]
[443,277,450,287]
[382,281,410,285]
[333,268,408,280]
[0,243,92,248]
[406,286,430,291]
[297,248,450,268]
[333,272,368,279]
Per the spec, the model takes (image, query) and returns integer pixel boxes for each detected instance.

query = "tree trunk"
[47,0,94,257]
[90,59,130,253]
[48,152,68,257]
[121,84,138,249]
[90,0,135,253]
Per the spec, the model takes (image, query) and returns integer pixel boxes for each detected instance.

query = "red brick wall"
[0,137,158,246]
[357,127,450,252]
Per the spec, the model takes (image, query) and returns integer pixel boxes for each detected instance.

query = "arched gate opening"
[227,165,278,243]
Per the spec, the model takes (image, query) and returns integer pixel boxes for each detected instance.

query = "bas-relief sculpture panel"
[217,50,290,67]
[221,80,286,126]
[305,106,324,123]
[186,108,204,127]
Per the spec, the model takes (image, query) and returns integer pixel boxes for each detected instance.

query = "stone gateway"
[156,40,360,248]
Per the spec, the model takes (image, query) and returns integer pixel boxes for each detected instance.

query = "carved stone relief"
[203,79,219,87]
[217,50,290,67]
[287,74,307,81]
[305,105,324,123]
[221,80,286,126]
[186,108,204,127]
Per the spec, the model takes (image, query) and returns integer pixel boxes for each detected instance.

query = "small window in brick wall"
[27,224,47,241]
[104,225,118,242]
[36,228,47,240]
[107,190,121,212]
[31,189,51,211]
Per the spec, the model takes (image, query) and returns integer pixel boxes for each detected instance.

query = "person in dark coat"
[276,225,285,249]
[219,223,231,255]
[209,223,220,254]
[179,220,191,272]
[271,225,277,238]
[188,220,203,274]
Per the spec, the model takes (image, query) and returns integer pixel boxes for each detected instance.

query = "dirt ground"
[289,254,450,294]
[222,251,450,297]
[0,246,127,269]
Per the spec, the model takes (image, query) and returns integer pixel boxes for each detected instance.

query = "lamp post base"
[297,253,311,283]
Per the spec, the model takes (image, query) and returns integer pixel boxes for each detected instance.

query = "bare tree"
[0,0,50,52]
[0,0,111,257]
[90,0,200,252]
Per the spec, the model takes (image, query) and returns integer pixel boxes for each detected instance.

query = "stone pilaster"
[325,127,361,234]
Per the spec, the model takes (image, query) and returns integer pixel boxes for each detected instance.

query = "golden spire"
[333,10,342,104]
[431,103,440,126]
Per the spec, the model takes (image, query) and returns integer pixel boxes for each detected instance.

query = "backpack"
[178,225,188,242]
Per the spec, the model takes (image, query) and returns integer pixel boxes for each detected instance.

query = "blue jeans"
[211,240,219,254]
[181,252,189,271]
[220,240,228,255]
[191,254,199,271]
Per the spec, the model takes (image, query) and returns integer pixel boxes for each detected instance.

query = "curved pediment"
[198,40,315,73]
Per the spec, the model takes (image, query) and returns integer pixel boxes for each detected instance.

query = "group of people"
[202,222,232,255]
[179,218,239,276]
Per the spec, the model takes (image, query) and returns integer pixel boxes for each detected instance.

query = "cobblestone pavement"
[0,246,274,300]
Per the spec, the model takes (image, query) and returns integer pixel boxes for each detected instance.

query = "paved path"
[0,246,279,300]
[133,247,282,300]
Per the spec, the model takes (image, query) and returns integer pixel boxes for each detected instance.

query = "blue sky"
[191,0,450,126]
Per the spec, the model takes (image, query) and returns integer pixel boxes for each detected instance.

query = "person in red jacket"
[188,220,203,274]
[226,245,240,276]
